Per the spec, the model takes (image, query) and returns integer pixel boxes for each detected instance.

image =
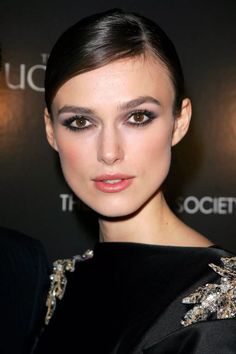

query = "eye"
[127,110,156,127]
[128,112,149,124]
[71,117,92,129]
[62,116,93,131]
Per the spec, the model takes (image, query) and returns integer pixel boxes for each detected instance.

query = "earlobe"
[171,98,192,146]
[44,108,58,151]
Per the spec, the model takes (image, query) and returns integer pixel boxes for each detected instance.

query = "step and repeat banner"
[1,0,236,261]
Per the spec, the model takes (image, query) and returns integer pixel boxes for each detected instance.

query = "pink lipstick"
[92,174,134,193]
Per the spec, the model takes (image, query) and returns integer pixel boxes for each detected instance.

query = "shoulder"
[0,225,43,249]
[0,226,48,267]
[0,226,49,297]
[0,227,50,353]
[139,247,236,352]
[0,225,49,289]
[44,249,93,325]
[0,226,49,305]
[143,317,236,353]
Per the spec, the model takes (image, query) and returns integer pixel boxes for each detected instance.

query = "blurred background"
[1,0,236,261]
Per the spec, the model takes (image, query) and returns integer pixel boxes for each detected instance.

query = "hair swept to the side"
[45,8,185,115]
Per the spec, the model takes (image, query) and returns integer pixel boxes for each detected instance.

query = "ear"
[44,108,58,151]
[171,98,192,146]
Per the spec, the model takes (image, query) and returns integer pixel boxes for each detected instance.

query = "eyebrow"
[58,106,95,115]
[57,96,161,116]
[118,96,161,110]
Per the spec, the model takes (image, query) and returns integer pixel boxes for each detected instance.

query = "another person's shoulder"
[0,226,50,295]
[0,225,42,247]
[0,225,49,283]
[0,225,49,294]
[0,226,47,261]
[0,227,50,353]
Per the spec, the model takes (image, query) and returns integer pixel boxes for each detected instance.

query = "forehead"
[52,55,175,110]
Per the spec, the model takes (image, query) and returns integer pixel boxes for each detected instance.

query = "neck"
[98,192,178,245]
[98,191,213,248]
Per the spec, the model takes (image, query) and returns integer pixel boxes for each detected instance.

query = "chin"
[88,200,144,220]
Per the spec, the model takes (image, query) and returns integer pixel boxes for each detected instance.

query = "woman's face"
[46,55,191,217]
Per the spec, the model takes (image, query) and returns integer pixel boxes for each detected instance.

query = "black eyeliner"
[62,115,92,132]
[126,109,157,127]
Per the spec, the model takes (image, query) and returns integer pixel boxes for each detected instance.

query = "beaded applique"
[45,249,94,325]
[181,256,236,326]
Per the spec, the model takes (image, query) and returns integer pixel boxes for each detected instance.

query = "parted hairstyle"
[45,8,185,116]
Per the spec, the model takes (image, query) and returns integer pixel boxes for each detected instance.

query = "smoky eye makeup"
[59,107,158,133]
[61,115,94,132]
[126,109,158,127]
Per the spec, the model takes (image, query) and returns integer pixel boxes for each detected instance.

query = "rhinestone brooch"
[181,256,236,327]
[45,249,94,325]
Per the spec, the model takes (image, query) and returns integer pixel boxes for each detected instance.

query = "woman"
[35,9,236,353]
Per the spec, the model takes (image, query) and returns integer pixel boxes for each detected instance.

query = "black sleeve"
[0,227,50,354]
[143,319,236,353]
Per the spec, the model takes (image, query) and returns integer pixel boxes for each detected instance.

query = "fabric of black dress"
[35,242,236,353]
[0,227,49,354]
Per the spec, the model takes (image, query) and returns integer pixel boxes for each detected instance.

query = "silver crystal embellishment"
[45,249,94,325]
[181,256,236,326]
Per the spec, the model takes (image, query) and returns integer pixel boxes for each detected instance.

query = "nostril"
[97,134,124,165]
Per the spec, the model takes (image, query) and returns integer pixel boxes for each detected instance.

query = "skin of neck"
[99,191,176,245]
[98,191,213,247]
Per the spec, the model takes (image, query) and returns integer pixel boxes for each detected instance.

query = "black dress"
[35,242,236,353]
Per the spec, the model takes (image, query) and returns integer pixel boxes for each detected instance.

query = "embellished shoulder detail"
[45,249,94,325]
[181,256,236,327]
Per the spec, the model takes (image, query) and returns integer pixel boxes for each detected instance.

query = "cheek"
[146,137,172,179]
[128,124,173,169]
[55,136,88,179]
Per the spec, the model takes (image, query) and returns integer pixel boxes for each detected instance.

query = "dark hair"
[45,8,185,115]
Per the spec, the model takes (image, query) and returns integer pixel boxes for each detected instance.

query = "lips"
[92,174,134,193]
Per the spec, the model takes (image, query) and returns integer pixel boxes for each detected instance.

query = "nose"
[97,127,124,165]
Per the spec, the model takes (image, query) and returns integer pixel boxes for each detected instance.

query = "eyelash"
[127,110,157,127]
[62,116,93,132]
[62,109,157,132]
